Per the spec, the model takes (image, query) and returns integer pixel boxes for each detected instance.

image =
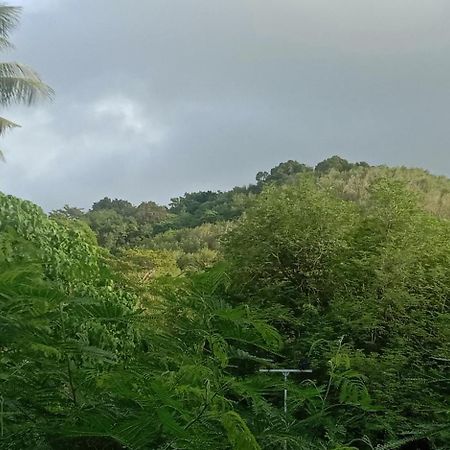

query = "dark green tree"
[256,160,312,187]
[315,155,354,174]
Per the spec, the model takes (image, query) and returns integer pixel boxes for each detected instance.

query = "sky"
[1,0,450,211]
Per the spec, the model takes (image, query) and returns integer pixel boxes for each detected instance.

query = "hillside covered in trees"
[52,155,450,275]
[2,155,449,449]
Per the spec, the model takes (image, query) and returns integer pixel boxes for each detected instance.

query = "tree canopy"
[2,157,450,449]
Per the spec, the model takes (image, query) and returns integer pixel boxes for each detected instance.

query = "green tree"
[50,204,85,220]
[256,160,312,187]
[91,197,136,217]
[135,200,168,225]
[224,177,450,448]
[84,208,137,250]
[315,155,354,174]
[224,176,358,309]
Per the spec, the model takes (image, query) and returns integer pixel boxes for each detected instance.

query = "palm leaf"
[0,9,53,160]
[0,62,54,105]
[0,115,18,138]
[0,5,21,39]
[0,36,12,49]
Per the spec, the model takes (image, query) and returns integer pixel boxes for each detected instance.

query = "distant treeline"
[50,155,450,275]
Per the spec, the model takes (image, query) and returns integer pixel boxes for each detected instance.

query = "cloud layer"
[1,0,450,210]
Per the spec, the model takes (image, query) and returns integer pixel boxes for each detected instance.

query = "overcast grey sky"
[1,0,450,210]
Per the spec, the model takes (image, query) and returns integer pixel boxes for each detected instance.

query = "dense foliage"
[2,157,450,449]
[224,177,450,447]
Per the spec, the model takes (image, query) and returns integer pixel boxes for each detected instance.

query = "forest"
[1,3,449,450]
[2,155,450,449]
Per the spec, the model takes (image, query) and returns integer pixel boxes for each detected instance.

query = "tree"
[315,155,354,174]
[256,160,312,187]
[0,5,53,158]
[91,197,135,217]
[135,200,168,224]
[84,208,137,250]
[224,178,450,447]
[50,204,85,220]
[224,176,358,308]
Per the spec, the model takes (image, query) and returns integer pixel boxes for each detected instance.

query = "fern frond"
[222,411,261,450]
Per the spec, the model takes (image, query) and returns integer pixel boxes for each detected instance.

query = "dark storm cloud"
[1,0,450,210]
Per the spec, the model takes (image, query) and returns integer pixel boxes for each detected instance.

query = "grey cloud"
[1,0,450,210]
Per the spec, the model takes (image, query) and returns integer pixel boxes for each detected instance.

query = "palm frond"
[0,35,12,49]
[0,115,18,134]
[0,62,54,105]
[0,5,21,39]
[0,114,15,158]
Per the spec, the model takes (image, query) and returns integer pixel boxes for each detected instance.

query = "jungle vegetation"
[1,4,449,450]
[2,157,450,450]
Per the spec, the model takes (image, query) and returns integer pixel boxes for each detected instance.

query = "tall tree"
[0,4,53,158]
